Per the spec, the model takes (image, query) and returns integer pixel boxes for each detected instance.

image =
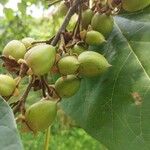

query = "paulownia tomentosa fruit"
[58,56,80,75]
[55,75,81,98]
[24,44,56,76]
[91,13,114,38]
[0,74,16,97]
[122,0,150,12]
[85,30,106,46]
[72,44,87,55]
[56,1,68,17]
[78,51,110,77]
[3,40,26,60]
[25,99,57,132]
[82,9,94,29]
[21,37,35,49]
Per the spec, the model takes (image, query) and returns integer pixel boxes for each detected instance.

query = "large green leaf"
[0,97,23,150]
[61,7,150,150]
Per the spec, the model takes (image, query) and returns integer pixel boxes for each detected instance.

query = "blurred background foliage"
[0,0,106,149]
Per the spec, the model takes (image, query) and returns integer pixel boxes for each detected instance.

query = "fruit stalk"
[13,76,34,114]
[40,76,47,98]
[73,0,82,38]
[48,0,62,7]
[44,126,51,150]
[51,0,85,46]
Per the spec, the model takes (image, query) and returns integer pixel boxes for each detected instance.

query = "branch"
[40,76,47,98]
[48,0,61,7]
[13,77,34,114]
[51,0,85,46]
[73,0,82,38]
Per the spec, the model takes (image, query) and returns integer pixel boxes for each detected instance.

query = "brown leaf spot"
[131,92,142,106]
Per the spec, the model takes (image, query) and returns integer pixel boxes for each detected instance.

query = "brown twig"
[42,78,53,96]
[40,76,47,98]
[51,0,85,46]
[42,77,61,100]
[31,37,54,45]
[13,77,34,114]
[31,40,48,44]
[73,0,82,39]
[48,0,62,7]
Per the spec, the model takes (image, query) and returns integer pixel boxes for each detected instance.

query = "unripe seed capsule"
[25,99,57,132]
[91,13,114,38]
[85,30,106,46]
[78,51,110,77]
[21,37,35,49]
[55,75,81,98]
[3,40,26,60]
[24,44,56,76]
[0,74,16,97]
[58,56,80,75]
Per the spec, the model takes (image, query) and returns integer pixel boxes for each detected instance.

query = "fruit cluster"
[0,0,149,133]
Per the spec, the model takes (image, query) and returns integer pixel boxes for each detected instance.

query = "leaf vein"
[115,22,150,81]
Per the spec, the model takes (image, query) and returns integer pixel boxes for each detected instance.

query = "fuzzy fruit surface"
[72,44,87,55]
[0,74,16,97]
[122,0,150,12]
[58,56,80,75]
[3,40,26,60]
[21,37,35,49]
[82,9,94,29]
[25,99,57,132]
[55,75,80,98]
[78,51,110,77]
[85,30,105,46]
[24,44,56,76]
[57,2,68,17]
[91,13,114,38]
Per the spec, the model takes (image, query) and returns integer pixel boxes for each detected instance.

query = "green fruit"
[56,1,68,17]
[72,44,87,55]
[91,13,114,38]
[3,40,26,60]
[85,30,106,46]
[25,99,57,132]
[0,74,16,97]
[58,56,80,75]
[122,0,150,12]
[21,37,35,49]
[82,9,94,29]
[24,44,56,76]
[55,75,80,98]
[78,51,110,77]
